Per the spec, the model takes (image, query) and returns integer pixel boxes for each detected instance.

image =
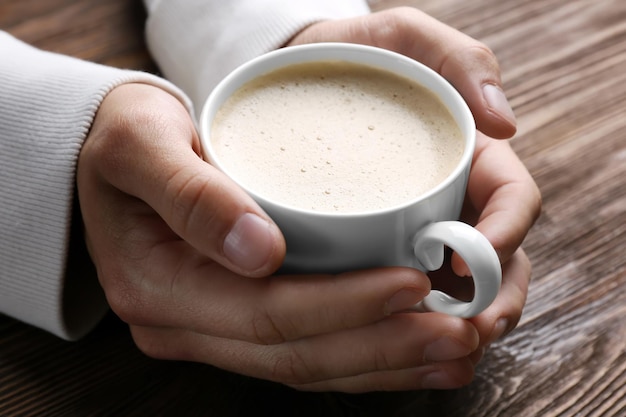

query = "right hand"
[77,82,480,393]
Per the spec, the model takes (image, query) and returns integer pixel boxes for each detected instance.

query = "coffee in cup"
[210,61,464,213]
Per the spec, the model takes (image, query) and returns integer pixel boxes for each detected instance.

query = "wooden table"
[1,0,624,415]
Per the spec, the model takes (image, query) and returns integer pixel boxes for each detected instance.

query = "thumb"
[290,7,517,139]
[154,156,287,277]
[86,83,286,277]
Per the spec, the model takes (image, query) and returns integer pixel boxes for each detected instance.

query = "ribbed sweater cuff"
[0,31,191,340]
[144,0,370,119]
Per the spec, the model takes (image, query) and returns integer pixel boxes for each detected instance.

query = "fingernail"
[422,370,453,389]
[384,288,422,315]
[223,213,276,273]
[487,318,509,345]
[470,346,486,366]
[424,336,471,362]
[483,84,516,126]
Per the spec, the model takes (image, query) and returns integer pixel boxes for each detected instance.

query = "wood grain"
[1,0,625,416]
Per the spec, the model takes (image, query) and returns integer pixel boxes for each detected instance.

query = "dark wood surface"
[1,0,625,415]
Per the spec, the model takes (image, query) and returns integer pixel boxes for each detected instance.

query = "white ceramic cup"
[199,43,501,318]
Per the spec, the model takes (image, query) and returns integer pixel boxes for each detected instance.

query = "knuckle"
[365,7,421,49]
[267,348,315,384]
[88,100,167,175]
[163,168,233,247]
[373,344,394,372]
[101,269,149,326]
[250,308,290,345]
[130,328,164,359]
[443,42,500,78]
[129,327,187,362]
[467,42,498,63]
[462,44,499,72]
[165,168,209,235]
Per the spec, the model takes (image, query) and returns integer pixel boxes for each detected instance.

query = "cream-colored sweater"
[0,0,369,340]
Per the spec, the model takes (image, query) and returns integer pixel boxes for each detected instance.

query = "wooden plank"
[0,0,624,415]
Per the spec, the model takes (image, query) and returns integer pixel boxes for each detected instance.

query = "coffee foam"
[211,61,464,213]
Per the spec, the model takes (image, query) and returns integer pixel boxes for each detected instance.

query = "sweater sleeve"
[0,31,192,341]
[143,0,370,118]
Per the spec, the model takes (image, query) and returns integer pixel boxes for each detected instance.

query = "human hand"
[77,83,483,393]
[289,6,542,373]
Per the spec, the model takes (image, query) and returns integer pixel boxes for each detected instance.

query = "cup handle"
[411,221,501,318]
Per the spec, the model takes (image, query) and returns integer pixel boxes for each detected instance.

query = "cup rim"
[199,42,476,218]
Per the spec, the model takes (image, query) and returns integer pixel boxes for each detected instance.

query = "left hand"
[287,6,542,385]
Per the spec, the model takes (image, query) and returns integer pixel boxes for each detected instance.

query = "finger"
[469,136,541,261]
[469,248,531,347]
[452,134,541,275]
[130,312,478,389]
[82,83,285,277]
[290,359,475,393]
[290,7,517,138]
[116,262,430,345]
